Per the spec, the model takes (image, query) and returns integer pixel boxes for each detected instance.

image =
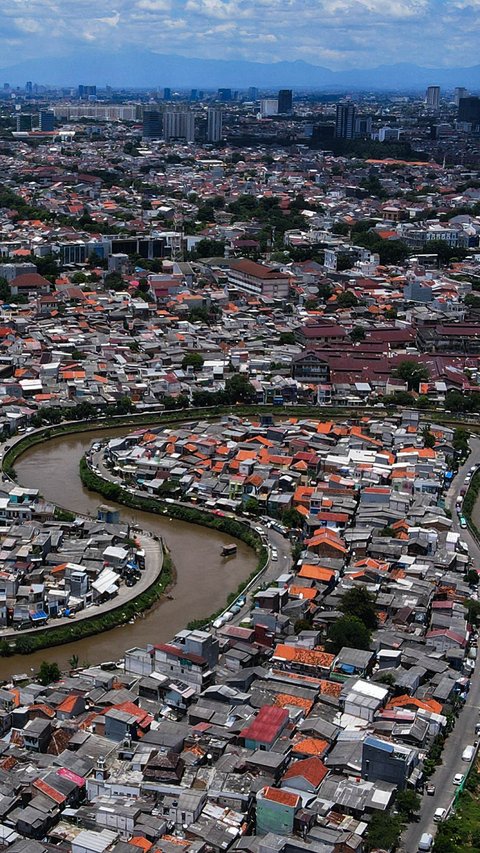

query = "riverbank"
[79,456,269,630]
[0,537,169,657]
[0,426,256,674]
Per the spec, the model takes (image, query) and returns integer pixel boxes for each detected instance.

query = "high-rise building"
[335,102,356,139]
[39,110,54,132]
[25,81,32,95]
[78,85,96,99]
[142,109,162,139]
[207,108,223,142]
[163,107,195,142]
[455,87,468,106]
[278,89,293,114]
[260,98,278,118]
[355,115,372,137]
[218,88,232,102]
[248,87,258,101]
[190,89,198,101]
[163,87,171,100]
[425,85,440,110]
[458,96,480,127]
[16,113,32,132]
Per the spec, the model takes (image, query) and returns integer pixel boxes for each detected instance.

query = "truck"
[418,833,433,851]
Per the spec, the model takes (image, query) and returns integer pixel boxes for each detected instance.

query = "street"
[402,437,480,851]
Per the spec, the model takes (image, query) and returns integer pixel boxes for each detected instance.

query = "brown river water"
[0,427,256,678]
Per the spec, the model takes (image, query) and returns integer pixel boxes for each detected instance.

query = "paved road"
[402,437,480,851]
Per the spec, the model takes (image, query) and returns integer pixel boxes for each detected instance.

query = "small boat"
[221,543,237,557]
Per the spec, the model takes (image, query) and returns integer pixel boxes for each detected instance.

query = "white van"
[462,744,475,761]
[434,807,446,823]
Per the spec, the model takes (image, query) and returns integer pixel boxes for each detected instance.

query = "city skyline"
[1,0,480,76]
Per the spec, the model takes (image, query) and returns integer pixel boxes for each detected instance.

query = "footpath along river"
[1,426,256,678]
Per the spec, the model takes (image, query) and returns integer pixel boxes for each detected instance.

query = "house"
[256,787,301,836]
[271,644,334,677]
[280,756,328,792]
[154,643,214,692]
[22,718,52,752]
[228,259,291,299]
[240,705,290,751]
[361,736,418,791]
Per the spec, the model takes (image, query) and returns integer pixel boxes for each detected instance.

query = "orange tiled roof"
[273,693,313,712]
[386,694,443,714]
[273,644,334,669]
[292,736,329,757]
[298,564,335,583]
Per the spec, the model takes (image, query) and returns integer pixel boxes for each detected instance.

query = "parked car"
[434,808,446,823]
[418,832,433,851]
[453,773,464,785]
[425,783,436,795]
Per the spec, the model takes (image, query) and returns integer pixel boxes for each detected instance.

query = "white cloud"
[0,0,478,70]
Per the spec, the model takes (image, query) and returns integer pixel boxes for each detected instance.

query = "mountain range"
[1,50,480,91]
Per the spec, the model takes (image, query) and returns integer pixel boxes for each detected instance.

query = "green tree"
[464,292,480,309]
[350,326,366,342]
[190,238,226,258]
[422,426,436,448]
[224,374,256,404]
[71,271,87,283]
[465,598,480,623]
[464,569,479,586]
[279,332,296,345]
[294,617,313,634]
[340,586,378,629]
[0,276,11,303]
[68,654,79,670]
[365,812,403,852]
[104,272,126,291]
[332,222,350,236]
[395,789,421,818]
[282,508,304,529]
[37,661,61,685]
[182,352,204,372]
[0,640,12,657]
[337,290,359,308]
[115,396,133,415]
[244,497,261,515]
[327,615,372,654]
[395,360,429,391]
[423,239,467,264]
[453,427,469,455]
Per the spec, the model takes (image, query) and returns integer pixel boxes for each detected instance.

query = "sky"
[1,0,480,70]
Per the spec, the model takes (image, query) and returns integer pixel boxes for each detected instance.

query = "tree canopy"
[38,661,61,686]
[224,373,256,404]
[327,615,372,654]
[395,360,429,391]
[340,586,378,630]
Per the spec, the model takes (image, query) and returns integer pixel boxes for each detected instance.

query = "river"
[2,426,256,678]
